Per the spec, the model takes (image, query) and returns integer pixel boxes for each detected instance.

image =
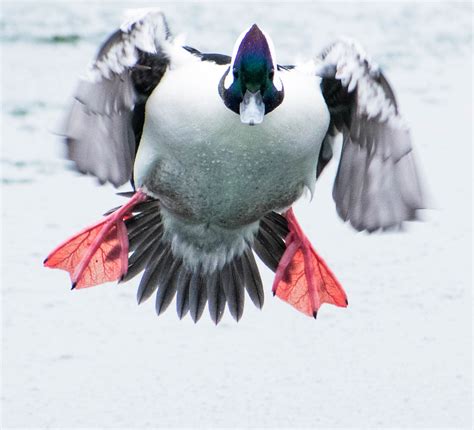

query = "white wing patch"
[316,38,402,126]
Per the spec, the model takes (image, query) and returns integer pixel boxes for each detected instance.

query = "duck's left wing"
[62,8,171,187]
[315,39,425,232]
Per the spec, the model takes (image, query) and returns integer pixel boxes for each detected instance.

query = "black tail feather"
[155,259,181,315]
[209,272,226,324]
[263,211,290,238]
[176,269,192,319]
[252,233,280,272]
[260,217,287,254]
[189,271,208,322]
[136,244,168,304]
[241,250,264,309]
[252,212,288,272]
[222,261,245,321]
[122,226,161,282]
[125,210,160,235]
[130,199,161,214]
[257,224,286,265]
[128,222,162,252]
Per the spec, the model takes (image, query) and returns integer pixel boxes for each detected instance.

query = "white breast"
[134,55,330,226]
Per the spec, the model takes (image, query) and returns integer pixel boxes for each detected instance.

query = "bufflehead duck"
[45,9,424,323]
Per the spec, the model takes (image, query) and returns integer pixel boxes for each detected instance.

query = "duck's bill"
[239,90,265,125]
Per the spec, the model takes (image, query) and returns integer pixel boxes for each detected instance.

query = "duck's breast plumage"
[134,56,330,227]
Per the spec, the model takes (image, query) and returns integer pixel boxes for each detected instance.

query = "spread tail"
[121,196,288,323]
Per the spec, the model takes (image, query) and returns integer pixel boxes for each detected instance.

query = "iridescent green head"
[220,24,284,125]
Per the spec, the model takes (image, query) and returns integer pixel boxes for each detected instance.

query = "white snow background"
[1,1,472,428]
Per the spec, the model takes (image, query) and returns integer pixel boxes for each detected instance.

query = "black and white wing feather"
[63,8,171,187]
[316,39,425,232]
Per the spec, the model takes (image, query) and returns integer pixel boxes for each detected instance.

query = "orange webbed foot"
[272,208,348,318]
[44,190,147,289]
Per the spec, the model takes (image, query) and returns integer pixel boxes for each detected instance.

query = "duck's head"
[220,24,284,125]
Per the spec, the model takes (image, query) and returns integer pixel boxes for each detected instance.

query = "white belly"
[134,58,329,227]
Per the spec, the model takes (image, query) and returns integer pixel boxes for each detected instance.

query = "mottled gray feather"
[75,76,136,116]
[64,102,135,186]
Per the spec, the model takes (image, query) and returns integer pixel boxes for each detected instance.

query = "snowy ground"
[1,1,472,428]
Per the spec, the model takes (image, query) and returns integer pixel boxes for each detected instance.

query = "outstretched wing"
[62,8,171,187]
[315,39,425,232]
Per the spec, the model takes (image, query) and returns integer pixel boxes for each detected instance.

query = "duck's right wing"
[63,8,172,187]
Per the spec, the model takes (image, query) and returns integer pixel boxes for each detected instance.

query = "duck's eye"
[233,69,239,79]
[269,70,275,80]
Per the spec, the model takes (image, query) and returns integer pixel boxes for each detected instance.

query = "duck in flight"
[44,8,424,323]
